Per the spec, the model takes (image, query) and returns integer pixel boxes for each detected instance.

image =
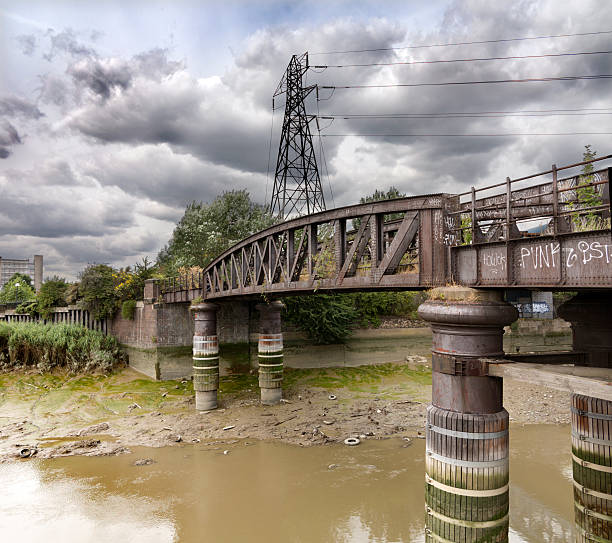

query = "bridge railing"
[446,155,611,245]
[161,194,457,299]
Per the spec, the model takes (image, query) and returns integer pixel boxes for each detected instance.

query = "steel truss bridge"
[161,157,612,303]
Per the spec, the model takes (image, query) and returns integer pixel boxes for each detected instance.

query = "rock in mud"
[77,422,110,436]
[133,458,156,466]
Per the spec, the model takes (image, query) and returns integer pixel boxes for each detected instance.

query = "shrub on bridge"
[0,322,123,372]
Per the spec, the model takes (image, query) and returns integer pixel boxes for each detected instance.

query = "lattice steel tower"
[270,53,326,219]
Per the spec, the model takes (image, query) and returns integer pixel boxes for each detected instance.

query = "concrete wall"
[110,298,193,381]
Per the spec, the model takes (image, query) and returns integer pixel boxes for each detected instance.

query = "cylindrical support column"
[571,394,612,543]
[190,302,219,411]
[256,301,284,405]
[418,287,518,543]
[558,293,612,368]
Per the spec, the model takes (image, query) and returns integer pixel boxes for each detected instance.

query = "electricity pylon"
[270,53,326,219]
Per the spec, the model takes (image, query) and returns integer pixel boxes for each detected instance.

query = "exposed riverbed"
[0,328,580,541]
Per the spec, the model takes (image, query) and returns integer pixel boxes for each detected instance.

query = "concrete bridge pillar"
[558,293,612,368]
[571,394,612,542]
[190,302,219,411]
[418,287,518,543]
[256,301,284,405]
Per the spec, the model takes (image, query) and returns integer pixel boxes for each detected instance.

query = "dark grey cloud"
[0,122,22,159]
[68,58,132,100]
[16,34,37,56]
[44,28,97,62]
[0,96,44,119]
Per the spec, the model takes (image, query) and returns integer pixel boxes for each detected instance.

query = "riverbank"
[0,361,571,462]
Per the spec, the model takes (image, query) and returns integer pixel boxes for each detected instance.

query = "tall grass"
[0,322,124,373]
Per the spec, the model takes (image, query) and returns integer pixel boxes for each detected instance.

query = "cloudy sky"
[1,0,611,279]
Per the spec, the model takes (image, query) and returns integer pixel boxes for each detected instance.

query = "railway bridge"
[163,156,611,543]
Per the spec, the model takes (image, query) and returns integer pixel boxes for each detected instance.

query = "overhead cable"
[318,132,612,137]
[320,74,612,90]
[312,50,612,69]
[311,30,612,55]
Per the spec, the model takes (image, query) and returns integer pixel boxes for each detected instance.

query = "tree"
[0,274,36,304]
[353,186,406,229]
[78,264,117,320]
[37,276,69,319]
[571,145,603,231]
[158,190,275,274]
[283,294,357,344]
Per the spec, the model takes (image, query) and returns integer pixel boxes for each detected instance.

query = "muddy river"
[0,424,573,542]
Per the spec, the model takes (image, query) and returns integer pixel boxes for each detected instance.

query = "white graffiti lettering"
[519,242,560,269]
[482,252,506,274]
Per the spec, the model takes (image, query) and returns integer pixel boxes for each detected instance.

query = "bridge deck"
[161,156,612,302]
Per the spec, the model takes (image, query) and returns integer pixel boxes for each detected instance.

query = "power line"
[317,107,612,116]
[311,30,612,55]
[318,132,612,137]
[318,112,612,120]
[312,50,612,69]
[320,74,612,91]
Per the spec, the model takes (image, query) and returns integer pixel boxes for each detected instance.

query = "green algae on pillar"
[256,301,284,406]
[571,394,612,543]
[190,302,219,411]
[418,287,517,543]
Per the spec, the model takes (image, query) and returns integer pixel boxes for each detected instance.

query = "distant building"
[0,255,43,291]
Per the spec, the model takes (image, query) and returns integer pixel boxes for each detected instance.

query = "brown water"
[0,424,573,542]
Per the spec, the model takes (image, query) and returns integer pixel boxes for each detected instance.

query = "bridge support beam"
[418,287,518,543]
[558,293,612,368]
[571,394,612,543]
[190,302,219,411]
[256,301,285,405]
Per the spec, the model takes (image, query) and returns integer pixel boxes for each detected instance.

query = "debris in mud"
[53,439,101,455]
[223,425,235,431]
[133,458,155,466]
[344,437,360,446]
[328,464,339,470]
[76,422,110,436]
[19,447,37,458]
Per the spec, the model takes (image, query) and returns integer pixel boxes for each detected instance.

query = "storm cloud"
[1,0,611,278]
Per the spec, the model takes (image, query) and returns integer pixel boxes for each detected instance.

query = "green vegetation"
[0,273,36,304]
[0,322,124,372]
[121,300,137,320]
[158,190,275,274]
[353,186,406,229]
[283,294,358,344]
[78,264,117,320]
[283,291,425,343]
[571,145,605,231]
[37,276,69,318]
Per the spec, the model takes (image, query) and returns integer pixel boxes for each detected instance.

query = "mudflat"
[0,360,570,461]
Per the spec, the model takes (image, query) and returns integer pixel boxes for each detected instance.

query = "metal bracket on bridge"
[432,353,495,376]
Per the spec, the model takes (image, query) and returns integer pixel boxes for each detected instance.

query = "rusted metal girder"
[160,156,612,302]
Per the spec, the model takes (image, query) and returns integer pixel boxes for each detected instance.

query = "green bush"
[78,264,117,320]
[0,322,124,372]
[0,274,36,304]
[37,276,69,319]
[121,299,137,320]
[283,294,357,344]
[350,291,425,327]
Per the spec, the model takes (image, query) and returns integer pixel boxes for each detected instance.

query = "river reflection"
[0,425,573,542]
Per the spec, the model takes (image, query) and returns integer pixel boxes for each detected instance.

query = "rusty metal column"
[256,301,284,405]
[190,302,219,411]
[571,394,612,543]
[418,287,518,543]
[558,293,612,368]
